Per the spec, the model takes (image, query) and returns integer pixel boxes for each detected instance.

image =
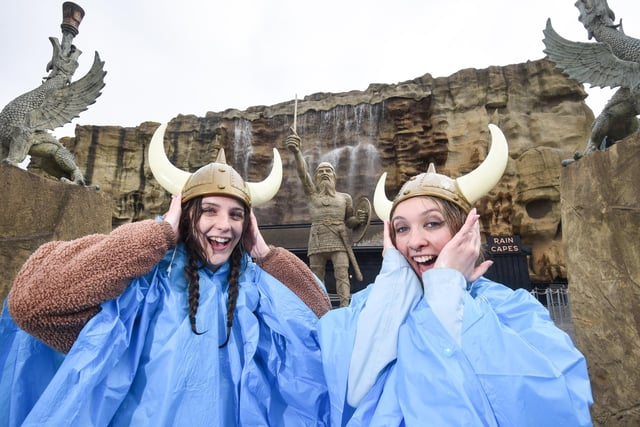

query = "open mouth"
[208,236,231,250]
[413,255,436,267]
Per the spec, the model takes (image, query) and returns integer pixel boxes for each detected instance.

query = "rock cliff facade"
[28,58,593,283]
[561,133,640,426]
[0,164,112,302]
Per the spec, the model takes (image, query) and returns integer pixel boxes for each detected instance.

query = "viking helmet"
[148,123,282,207]
[373,124,509,220]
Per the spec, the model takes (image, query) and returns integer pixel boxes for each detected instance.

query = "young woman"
[318,125,593,426]
[1,123,331,426]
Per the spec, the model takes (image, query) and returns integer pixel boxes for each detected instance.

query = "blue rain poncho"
[318,249,593,427]
[0,244,329,426]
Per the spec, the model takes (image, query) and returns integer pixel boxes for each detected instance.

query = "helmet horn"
[456,124,509,204]
[373,172,393,221]
[247,148,282,207]
[148,123,191,195]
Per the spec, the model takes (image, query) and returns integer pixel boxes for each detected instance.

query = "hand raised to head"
[163,193,182,242]
[244,210,271,259]
[382,220,395,256]
[434,208,492,282]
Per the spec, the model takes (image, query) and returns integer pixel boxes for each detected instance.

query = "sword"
[338,229,363,282]
[293,94,298,133]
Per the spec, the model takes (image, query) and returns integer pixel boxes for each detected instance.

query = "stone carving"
[543,0,640,165]
[286,129,369,307]
[512,147,566,282]
[0,2,105,187]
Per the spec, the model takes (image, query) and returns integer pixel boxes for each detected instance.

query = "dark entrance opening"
[483,235,531,291]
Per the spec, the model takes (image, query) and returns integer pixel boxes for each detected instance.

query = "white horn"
[456,124,509,205]
[247,148,283,207]
[148,123,192,195]
[373,172,393,221]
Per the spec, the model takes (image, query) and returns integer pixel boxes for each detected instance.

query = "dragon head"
[575,0,616,39]
[44,36,81,83]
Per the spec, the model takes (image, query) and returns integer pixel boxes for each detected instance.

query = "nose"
[211,213,231,231]
[407,228,427,252]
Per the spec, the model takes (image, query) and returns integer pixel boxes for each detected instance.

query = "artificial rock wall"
[0,163,112,302]
[562,133,640,426]
[27,58,593,284]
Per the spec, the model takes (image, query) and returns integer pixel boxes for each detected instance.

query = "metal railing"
[530,284,575,338]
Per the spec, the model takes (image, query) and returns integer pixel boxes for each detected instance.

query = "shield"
[351,196,371,243]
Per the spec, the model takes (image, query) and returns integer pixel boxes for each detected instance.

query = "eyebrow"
[201,202,243,212]
[201,202,220,209]
[392,208,441,224]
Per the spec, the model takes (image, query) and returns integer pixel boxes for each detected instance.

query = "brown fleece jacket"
[8,220,330,354]
[254,246,331,318]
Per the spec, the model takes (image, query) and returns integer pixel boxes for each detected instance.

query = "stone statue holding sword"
[286,96,370,307]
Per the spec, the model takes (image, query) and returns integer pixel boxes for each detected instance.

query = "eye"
[230,210,245,221]
[202,207,216,216]
[425,220,444,229]
[394,224,408,234]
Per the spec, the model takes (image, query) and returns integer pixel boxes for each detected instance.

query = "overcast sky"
[1,0,639,139]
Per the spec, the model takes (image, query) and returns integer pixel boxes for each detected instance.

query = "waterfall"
[311,103,383,198]
[233,118,253,177]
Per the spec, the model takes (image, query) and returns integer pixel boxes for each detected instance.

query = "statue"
[542,0,640,166]
[0,2,106,187]
[286,128,370,307]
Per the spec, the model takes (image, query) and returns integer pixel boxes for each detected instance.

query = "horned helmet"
[373,124,509,220]
[148,123,282,207]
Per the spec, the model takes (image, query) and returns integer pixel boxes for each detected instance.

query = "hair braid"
[180,198,207,335]
[185,254,205,334]
[219,245,242,348]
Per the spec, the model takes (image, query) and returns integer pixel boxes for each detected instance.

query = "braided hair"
[179,196,250,347]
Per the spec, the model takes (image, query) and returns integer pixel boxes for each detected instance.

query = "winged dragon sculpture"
[543,0,640,165]
[0,2,106,187]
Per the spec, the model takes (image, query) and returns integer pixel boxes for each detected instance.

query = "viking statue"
[542,0,640,165]
[0,2,105,186]
[286,129,370,307]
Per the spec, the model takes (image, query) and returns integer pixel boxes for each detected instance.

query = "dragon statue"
[543,0,640,166]
[0,2,105,187]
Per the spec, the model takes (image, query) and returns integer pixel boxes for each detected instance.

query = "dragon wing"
[29,51,107,131]
[543,19,640,90]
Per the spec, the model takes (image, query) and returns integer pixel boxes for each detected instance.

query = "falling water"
[233,118,253,178]
[310,103,384,198]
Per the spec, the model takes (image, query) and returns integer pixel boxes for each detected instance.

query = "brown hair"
[179,196,250,348]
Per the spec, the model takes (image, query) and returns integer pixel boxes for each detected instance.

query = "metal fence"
[530,284,575,338]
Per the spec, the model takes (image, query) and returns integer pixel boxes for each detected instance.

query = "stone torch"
[60,2,85,56]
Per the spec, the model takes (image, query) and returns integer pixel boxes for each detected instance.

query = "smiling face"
[194,195,247,269]
[391,196,458,278]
